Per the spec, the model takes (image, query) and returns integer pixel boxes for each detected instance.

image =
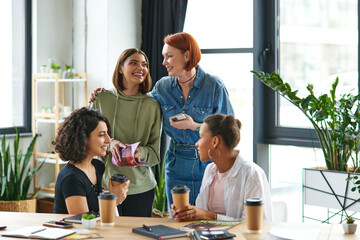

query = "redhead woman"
[91,48,161,217]
[172,114,273,222]
[53,107,129,214]
[148,32,234,209]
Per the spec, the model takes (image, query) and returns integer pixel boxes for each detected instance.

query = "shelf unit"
[32,73,88,193]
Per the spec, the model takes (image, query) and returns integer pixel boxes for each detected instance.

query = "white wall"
[73,0,142,94]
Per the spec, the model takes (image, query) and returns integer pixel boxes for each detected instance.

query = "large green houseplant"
[252,71,360,172]
[0,130,44,206]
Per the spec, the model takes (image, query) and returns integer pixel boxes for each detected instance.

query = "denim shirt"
[149,65,234,145]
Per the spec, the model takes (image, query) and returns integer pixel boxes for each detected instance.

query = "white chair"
[272,201,288,222]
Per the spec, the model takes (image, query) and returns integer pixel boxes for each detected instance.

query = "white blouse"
[195,154,273,221]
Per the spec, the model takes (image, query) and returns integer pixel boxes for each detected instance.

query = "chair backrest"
[272,201,288,222]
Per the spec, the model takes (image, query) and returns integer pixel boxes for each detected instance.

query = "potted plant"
[343,216,357,234]
[81,213,97,229]
[0,130,45,212]
[252,71,360,171]
[40,64,47,73]
[152,158,168,218]
[49,63,62,78]
[252,71,360,220]
[63,64,75,79]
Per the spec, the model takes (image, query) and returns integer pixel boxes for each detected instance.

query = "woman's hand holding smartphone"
[170,113,186,122]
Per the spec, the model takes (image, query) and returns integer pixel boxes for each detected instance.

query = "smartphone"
[170,113,186,122]
[43,221,74,228]
[200,233,227,240]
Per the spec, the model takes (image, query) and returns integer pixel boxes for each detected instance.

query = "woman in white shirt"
[171,114,273,222]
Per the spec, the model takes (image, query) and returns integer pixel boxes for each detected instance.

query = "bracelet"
[195,123,202,131]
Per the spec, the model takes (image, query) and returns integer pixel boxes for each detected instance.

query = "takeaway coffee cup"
[245,198,264,233]
[110,173,128,187]
[171,185,190,210]
[98,192,117,226]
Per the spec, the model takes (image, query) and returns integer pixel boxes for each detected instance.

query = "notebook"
[2,226,75,239]
[63,212,100,224]
[61,229,103,239]
[132,224,187,239]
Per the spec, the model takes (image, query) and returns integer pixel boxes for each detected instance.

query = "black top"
[53,159,105,214]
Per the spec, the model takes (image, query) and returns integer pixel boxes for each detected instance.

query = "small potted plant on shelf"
[343,216,357,234]
[40,64,47,73]
[49,63,62,78]
[81,213,97,229]
[63,64,75,79]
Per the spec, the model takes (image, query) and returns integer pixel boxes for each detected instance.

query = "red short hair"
[164,32,201,71]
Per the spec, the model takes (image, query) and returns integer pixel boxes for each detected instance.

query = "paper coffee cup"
[98,192,117,226]
[110,173,128,187]
[171,185,190,210]
[245,198,264,233]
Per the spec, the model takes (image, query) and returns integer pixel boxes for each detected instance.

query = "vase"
[343,223,357,234]
[63,68,75,79]
[49,68,62,78]
[81,218,97,229]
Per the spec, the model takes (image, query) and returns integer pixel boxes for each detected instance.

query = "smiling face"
[120,52,149,88]
[86,121,111,158]
[195,123,214,162]
[162,43,188,77]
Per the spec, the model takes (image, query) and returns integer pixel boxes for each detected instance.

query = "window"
[0,0,31,134]
[260,0,359,223]
[184,0,254,161]
[278,0,358,129]
[260,0,359,146]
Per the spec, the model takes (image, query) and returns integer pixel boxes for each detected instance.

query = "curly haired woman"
[53,107,129,214]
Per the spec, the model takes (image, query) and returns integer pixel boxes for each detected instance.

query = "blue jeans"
[165,140,211,216]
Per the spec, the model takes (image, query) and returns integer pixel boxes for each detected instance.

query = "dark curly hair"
[204,114,242,149]
[52,107,111,164]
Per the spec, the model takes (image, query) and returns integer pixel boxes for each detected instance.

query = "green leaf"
[0,130,43,201]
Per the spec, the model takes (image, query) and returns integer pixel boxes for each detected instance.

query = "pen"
[31,228,47,234]
[143,224,152,232]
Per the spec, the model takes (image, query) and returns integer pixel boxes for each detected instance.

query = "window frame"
[255,0,360,149]
[0,0,32,135]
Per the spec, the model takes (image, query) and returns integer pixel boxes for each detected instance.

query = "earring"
[208,147,221,160]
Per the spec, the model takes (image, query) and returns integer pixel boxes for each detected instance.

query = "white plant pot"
[303,168,360,211]
[81,218,97,229]
[343,223,357,234]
